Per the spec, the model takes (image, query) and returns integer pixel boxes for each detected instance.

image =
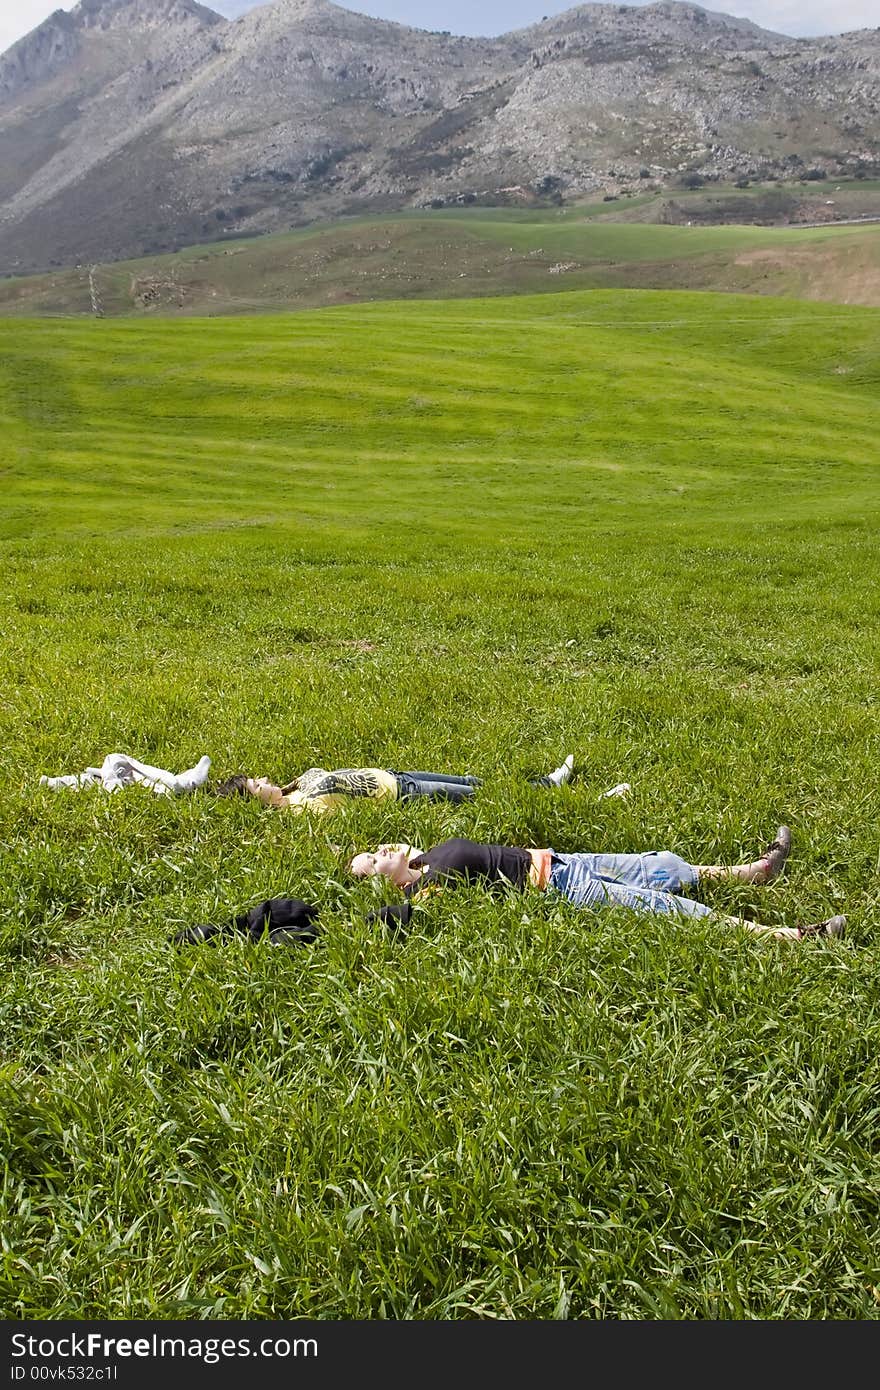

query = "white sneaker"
[549,754,575,787]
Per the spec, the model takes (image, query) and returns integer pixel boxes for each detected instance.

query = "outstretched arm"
[367,902,415,932]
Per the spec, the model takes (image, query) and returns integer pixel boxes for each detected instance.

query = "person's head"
[213,775,284,806]
[213,774,250,798]
[348,843,423,888]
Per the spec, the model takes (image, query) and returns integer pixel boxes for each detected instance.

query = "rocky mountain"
[0,0,878,275]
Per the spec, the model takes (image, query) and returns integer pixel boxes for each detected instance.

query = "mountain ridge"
[0,0,877,275]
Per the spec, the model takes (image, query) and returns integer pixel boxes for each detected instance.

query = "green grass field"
[1,289,879,1318]
[1,207,878,318]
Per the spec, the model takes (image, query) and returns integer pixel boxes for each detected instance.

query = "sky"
[2,0,878,58]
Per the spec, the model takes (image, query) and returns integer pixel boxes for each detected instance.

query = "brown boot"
[760,825,792,883]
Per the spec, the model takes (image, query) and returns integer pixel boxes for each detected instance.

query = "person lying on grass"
[213,754,574,814]
[39,752,574,808]
[40,752,212,796]
[348,829,846,942]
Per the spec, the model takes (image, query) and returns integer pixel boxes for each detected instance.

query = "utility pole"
[88,264,104,318]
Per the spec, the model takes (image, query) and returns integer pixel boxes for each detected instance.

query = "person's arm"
[366,872,449,934]
[367,901,415,932]
[107,754,180,792]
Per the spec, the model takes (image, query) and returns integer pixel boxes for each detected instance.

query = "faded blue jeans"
[548,850,712,920]
[392,771,481,804]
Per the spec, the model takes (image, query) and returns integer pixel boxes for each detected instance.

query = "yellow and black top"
[283,767,399,815]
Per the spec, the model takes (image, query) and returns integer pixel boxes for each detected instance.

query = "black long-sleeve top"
[373,837,532,929]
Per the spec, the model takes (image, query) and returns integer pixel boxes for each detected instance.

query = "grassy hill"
[1,289,879,1317]
[1,188,879,318]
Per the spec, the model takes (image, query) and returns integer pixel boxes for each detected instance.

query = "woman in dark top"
[348,832,846,941]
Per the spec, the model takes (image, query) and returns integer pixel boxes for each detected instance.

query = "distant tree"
[803,168,827,181]
[536,174,564,204]
[680,172,706,189]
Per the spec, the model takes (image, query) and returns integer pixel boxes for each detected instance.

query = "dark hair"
[213,774,251,798]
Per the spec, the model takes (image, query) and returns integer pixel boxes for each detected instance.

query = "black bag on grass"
[174,897,320,947]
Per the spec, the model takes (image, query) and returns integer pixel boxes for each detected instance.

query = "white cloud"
[715,0,879,36]
[1,0,877,60]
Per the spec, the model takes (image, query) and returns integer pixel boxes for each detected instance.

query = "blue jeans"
[392,771,480,803]
[547,850,712,920]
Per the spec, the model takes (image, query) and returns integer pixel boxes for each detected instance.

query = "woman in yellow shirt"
[215,754,574,814]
